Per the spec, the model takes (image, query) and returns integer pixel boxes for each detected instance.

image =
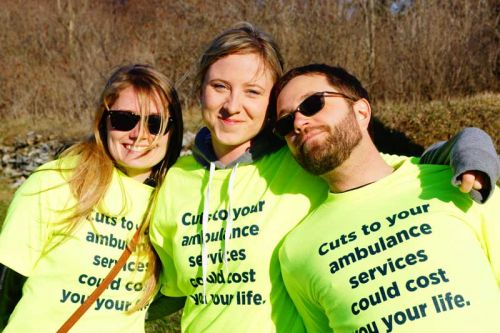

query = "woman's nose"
[223,92,242,115]
[128,119,148,139]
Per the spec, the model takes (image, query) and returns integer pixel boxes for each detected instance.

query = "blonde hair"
[196,22,284,94]
[56,64,183,308]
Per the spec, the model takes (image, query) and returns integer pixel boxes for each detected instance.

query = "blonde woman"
[0,64,183,332]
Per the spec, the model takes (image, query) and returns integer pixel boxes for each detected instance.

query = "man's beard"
[293,111,362,175]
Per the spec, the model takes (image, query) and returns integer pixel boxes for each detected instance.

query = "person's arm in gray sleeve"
[420,127,499,203]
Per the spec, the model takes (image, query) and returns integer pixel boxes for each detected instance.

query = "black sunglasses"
[104,110,173,135]
[274,91,356,137]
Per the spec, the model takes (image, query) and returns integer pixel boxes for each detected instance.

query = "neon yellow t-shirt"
[280,157,500,333]
[0,158,153,333]
[150,147,329,332]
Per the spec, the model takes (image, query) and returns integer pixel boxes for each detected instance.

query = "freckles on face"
[106,86,170,182]
[200,52,275,160]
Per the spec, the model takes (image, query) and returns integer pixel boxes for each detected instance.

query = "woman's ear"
[353,98,371,130]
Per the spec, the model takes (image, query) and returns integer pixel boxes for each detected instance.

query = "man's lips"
[296,127,326,148]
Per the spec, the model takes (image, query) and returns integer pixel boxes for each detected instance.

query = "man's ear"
[353,98,371,130]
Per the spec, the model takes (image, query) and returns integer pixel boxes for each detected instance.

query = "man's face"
[276,74,362,175]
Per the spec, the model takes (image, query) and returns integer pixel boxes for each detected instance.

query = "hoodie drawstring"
[200,162,239,302]
[201,162,215,302]
[223,163,239,274]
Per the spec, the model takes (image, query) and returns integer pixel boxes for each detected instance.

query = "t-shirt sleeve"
[0,172,49,276]
[149,184,184,297]
[279,241,330,333]
[477,187,500,285]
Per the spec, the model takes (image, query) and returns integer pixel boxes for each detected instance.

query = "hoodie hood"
[192,126,285,169]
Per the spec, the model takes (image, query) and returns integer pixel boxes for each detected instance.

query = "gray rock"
[1,130,197,188]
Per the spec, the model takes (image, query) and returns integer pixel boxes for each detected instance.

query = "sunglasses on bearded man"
[104,110,173,135]
[274,91,356,137]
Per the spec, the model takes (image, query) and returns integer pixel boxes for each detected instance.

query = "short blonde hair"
[195,22,284,93]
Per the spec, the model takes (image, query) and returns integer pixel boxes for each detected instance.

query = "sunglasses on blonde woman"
[274,91,355,137]
[104,110,173,135]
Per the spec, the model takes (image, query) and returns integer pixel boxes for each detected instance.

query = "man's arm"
[421,127,499,203]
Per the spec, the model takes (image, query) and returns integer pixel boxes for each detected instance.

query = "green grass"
[146,313,182,333]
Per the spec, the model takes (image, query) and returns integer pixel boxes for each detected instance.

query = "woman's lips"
[123,143,154,152]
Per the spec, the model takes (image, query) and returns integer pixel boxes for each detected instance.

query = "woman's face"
[200,52,275,163]
[106,86,170,182]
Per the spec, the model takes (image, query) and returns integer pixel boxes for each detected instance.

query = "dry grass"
[1,93,497,149]
[0,116,91,145]
[375,92,500,150]
[0,0,498,130]
[0,178,15,225]
[0,105,204,145]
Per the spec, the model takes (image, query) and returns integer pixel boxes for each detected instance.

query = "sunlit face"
[106,86,170,182]
[276,74,362,174]
[200,52,275,162]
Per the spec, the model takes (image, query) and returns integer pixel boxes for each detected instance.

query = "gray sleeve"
[420,127,499,203]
